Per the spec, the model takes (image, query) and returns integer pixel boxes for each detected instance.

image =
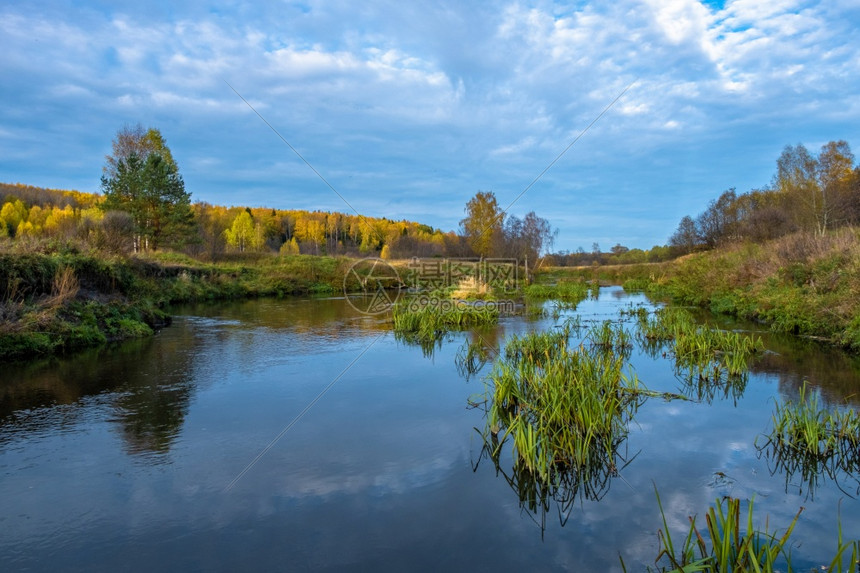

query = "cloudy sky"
[2,0,858,250]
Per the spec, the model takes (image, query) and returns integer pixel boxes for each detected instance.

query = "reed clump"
[623,486,859,573]
[588,319,632,355]
[524,281,590,304]
[636,307,764,392]
[483,328,643,483]
[757,383,860,497]
[392,299,499,342]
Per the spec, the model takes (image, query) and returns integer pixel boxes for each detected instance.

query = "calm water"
[1,288,858,571]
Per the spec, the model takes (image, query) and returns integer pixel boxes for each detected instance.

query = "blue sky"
[1,0,858,250]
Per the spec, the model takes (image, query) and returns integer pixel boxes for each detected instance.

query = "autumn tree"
[669,215,699,253]
[502,211,556,261]
[460,191,504,257]
[773,142,856,236]
[817,140,855,230]
[224,210,257,252]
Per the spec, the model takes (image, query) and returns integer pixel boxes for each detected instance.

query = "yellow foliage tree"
[280,237,300,255]
[224,211,256,252]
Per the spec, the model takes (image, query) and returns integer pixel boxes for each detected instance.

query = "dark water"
[1,289,858,572]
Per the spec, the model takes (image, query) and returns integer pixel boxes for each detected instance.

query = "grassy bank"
[537,229,860,351]
[0,249,357,361]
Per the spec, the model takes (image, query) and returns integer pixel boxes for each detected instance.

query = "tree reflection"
[112,381,192,456]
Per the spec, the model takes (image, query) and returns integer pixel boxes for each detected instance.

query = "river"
[1,288,858,571]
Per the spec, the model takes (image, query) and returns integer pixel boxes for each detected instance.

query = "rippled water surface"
[1,289,858,571]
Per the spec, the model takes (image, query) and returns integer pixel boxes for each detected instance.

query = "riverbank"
[0,250,355,361]
[537,229,860,351]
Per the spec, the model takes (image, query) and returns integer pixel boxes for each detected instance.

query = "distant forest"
[4,137,856,266]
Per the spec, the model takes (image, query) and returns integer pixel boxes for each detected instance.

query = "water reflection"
[1,326,198,458]
[1,297,391,459]
[473,430,638,534]
[756,433,860,500]
[695,311,860,407]
[1,290,859,572]
[394,330,448,359]
[675,370,749,404]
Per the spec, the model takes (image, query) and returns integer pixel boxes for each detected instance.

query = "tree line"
[670,140,860,253]
[1,125,559,262]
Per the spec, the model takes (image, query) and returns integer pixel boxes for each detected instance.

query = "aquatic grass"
[483,329,644,484]
[622,486,859,573]
[619,304,649,321]
[587,319,632,355]
[502,329,570,366]
[636,307,697,342]
[392,299,499,342]
[636,306,764,399]
[523,282,589,305]
[648,491,801,573]
[756,383,860,498]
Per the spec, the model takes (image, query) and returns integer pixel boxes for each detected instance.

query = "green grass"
[621,486,858,573]
[524,281,590,304]
[634,306,764,399]
[483,328,644,483]
[0,250,357,360]
[392,299,499,342]
[756,383,860,497]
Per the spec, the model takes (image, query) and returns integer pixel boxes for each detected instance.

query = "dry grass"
[45,265,79,308]
[450,276,492,299]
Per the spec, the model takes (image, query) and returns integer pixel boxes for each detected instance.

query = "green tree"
[100,151,193,251]
[460,191,504,257]
[104,124,177,179]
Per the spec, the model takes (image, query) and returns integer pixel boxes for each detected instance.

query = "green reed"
[635,307,764,397]
[637,307,697,342]
[588,319,633,355]
[622,486,858,573]
[484,328,644,483]
[524,282,590,304]
[756,383,860,498]
[392,299,499,341]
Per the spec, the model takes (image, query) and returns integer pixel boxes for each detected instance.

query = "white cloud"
[0,0,858,248]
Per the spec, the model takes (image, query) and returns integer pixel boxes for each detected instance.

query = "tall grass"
[392,299,499,342]
[635,306,764,401]
[621,486,859,573]
[483,328,644,483]
[524,281,590,304]
[757,383,860,498]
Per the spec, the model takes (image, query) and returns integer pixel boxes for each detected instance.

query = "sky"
[1,0,859,251]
